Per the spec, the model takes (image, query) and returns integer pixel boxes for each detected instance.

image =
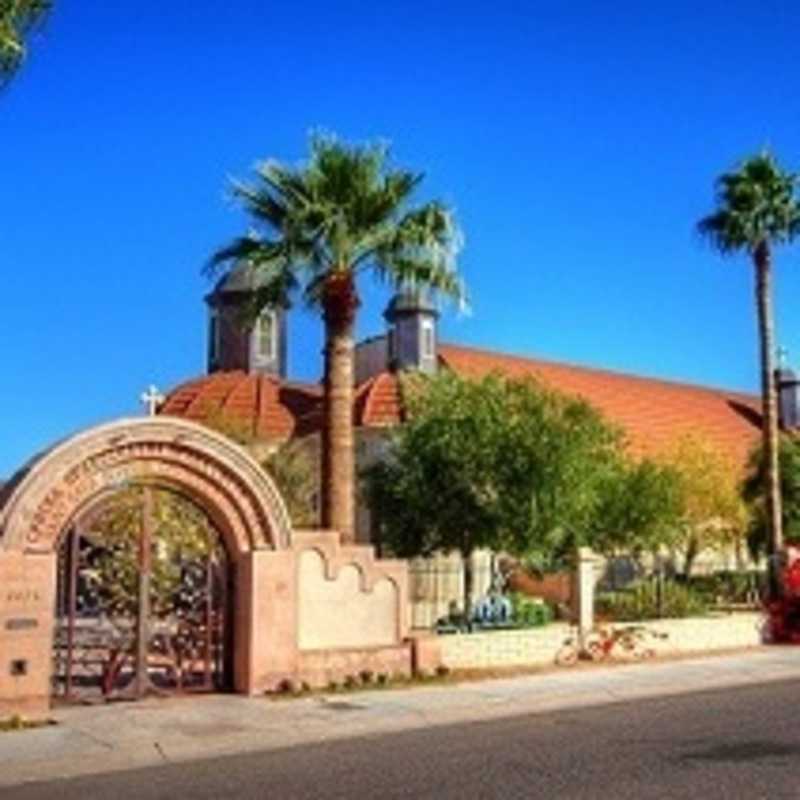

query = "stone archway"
[0,416,415,720]
[0,416,292,558]
[0,417,293,716]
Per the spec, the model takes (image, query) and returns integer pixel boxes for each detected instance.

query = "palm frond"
[697,151,800,255]
[206,235,279,276]
[0,0,50,82]
[209,134,466,317]
[372,201,467,307]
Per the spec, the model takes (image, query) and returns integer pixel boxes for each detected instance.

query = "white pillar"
[574,547,601,637]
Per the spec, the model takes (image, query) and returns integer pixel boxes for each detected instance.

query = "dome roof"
[160,370,404,442]
[354,372,404,427]
[209,262,273,297]
[383,289,438,320]
[159,371,321,440]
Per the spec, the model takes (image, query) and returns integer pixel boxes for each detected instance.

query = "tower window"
[421,319,435,359]
[255,310,277,361]
[209,310,220,364]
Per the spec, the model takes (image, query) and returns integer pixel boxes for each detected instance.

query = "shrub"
[0,715,25,732]
[435,665,451,679]
[343,675,358,690]
[359,670,374,686]
[596,579,707,621]
[685,571,764,605]
[376,673,389,686]
[510,593,554,627]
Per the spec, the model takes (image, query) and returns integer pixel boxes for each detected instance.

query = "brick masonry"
[439,613,765,671]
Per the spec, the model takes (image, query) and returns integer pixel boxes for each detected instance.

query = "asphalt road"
[3,679,800,800]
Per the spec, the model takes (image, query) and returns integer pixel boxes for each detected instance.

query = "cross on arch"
[140,385,165,417]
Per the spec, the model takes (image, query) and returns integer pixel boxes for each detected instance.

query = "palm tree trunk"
[461,546,474,626]
[321,272,359,543]
[754,241,784,597]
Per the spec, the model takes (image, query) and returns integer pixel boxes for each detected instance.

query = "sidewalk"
[3,646,800,788]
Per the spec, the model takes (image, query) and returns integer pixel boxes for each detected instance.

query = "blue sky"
[2,1,800,478]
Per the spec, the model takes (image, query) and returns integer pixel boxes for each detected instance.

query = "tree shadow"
[681,740,800,764]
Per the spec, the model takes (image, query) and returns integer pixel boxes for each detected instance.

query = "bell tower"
[383,289,439,374]
[205,263,287,377]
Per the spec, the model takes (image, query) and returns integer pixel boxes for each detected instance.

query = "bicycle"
[555,625,664,666]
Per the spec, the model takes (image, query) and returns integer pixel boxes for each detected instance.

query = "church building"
[158,262,798,546]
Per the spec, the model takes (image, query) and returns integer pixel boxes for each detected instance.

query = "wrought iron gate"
[52,488,231,702]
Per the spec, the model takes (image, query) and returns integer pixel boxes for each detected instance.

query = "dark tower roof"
[205,261,288,378]
[383,289,439,322]
[207,261,272,300]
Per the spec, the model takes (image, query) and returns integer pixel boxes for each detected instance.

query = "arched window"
[421,318,435,359]
[209,309,220,364]
[255,310,277,360]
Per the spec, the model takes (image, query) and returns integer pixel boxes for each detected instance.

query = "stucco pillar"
[0,552,56,719]
[234,550,298,694]
[573,547,601,639]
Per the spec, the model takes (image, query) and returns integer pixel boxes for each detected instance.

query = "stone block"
[0,552,55,719]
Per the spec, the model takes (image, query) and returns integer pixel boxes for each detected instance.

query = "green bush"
[343,675,358,690]
[359,670,374,686]
[596,580,707,621]
[685,571,764,605]
[510,593,553,627]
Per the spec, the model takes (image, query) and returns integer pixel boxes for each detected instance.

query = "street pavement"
[2,647,800,795]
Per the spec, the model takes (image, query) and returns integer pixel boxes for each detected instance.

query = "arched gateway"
[0,416,292,556]
[0,417,413,718]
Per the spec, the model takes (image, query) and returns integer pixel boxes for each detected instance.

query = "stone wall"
[635,613,764,655]
[440,624,571,670]
[438,613,764,671]
[233,530,412,693]
[298,644,412,687]
[297,548,400,650]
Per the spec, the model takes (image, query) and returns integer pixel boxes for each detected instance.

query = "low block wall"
[634,613,764,655]
[440,624,571,670]
[298,643,413,687]
[439,613,765,671]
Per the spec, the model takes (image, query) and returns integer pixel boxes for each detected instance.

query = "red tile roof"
[160,371,321,440]
[160,342,762,472]
[439,342,762,469]
[354,372,404,427]
[159,370,403,437]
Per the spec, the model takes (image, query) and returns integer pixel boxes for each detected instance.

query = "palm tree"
[698,151,800,595]
[211,134,465,542]
[0,0,50,84]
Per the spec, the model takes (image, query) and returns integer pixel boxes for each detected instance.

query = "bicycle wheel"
[555,643,578,666]
[583,633,605,661]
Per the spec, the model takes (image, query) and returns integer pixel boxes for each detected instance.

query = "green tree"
[0,0,50,84]
[211,134,465,542]
[365,372,633,614]
[591,457,683,561]
[698,152,800,594]
[85,486,220,619]
[659,433,749,577]
[262,441,318,528]
[744,437,800,562]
